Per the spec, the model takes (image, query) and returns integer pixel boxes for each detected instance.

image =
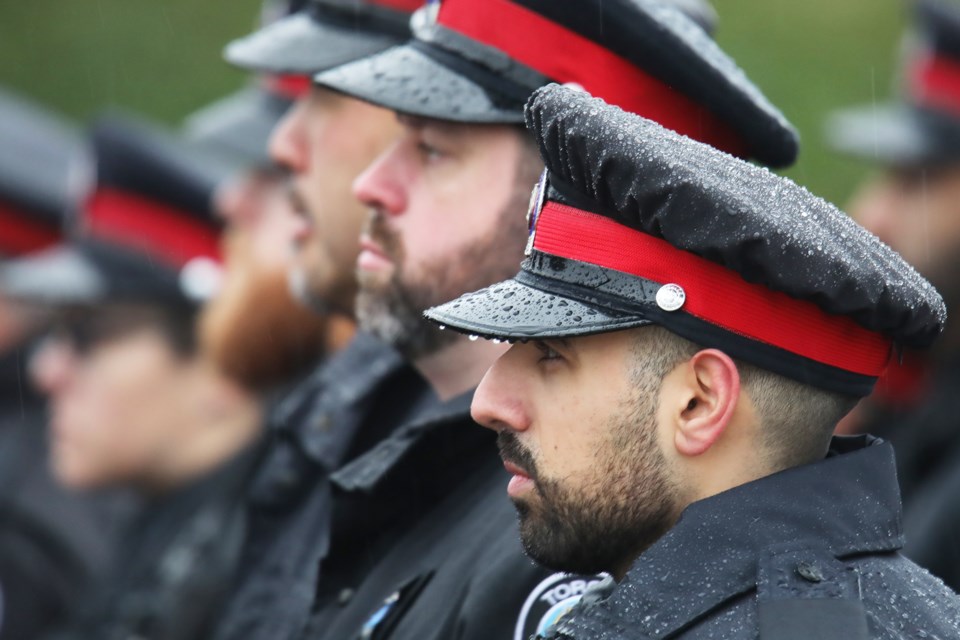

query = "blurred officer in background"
[277,0,799,637]
[1,112,262,640]
[0,89,124,640]
[827,0,960,589]
[203,2,431,638]
[432,82,960,640]
[185,0,355,398]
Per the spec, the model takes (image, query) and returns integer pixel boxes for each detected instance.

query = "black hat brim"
[225,12,406,75]
[1,241,197,308]
[315,43,528,123]
[184,87,289,168]
[825,103,960,167]
[424,275,654,340]
[0,245,109,306]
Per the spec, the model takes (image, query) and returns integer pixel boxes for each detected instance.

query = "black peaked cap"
[826,0,960,165]
[315,0,797,167]
[427,85,945,354]
[1,113,230,309]
[91,111,229,229]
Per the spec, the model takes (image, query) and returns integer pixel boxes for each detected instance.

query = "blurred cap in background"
[827,0,960,167]
[1,112,230,309]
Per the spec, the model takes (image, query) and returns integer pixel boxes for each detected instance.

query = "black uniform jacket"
[211,333,432,640]
[543,436,960,640]
[0,349,123,640]
[300,391,586,640]
[48,445,258,640]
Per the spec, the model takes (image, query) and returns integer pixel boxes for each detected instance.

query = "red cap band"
[0,201,61,256]
[84,189,221,269]
[264,74,313,100]
[910,53,960,117]
[532,201,892,377]
[437,0,748,158]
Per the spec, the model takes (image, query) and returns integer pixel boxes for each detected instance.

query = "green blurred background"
[0,0,906,205]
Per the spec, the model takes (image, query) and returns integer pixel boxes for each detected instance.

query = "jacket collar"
[330,389,480,494]
[271,331,422,470]
[551,436,903,639]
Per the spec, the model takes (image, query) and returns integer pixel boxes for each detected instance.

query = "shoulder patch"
[515,573,606,640]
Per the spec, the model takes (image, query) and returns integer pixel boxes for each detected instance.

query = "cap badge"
[656,283,686,312]
[525,169,549,256]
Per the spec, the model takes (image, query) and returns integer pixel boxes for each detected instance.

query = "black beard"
[496,392,679,576]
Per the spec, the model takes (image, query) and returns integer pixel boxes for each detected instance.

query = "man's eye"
[534,342,562,362]
[417,141,444,161]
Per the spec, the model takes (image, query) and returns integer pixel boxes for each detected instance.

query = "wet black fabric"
[46,445,259,640]
[297,392,563,640]
[209,333,432,640]
[0,348,123,640]
[543,436,960,639]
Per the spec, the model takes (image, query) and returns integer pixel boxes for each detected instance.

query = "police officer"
[204,2,433,638]
[2,112,263,640]
[285,1,797,638]
[426,83,960,639]
[825,0,960,590]
[186,0,356,398]
[0,89,125,640]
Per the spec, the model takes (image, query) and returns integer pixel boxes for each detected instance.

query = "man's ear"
[672,349,741,457]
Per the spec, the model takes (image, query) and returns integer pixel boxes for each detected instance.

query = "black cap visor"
[826,103,960,167]
[0,245,108,306]
[185,87,290,168]
[424,255,658,340]
[315,41,534,123]
[225,12,405,75]
[1,241,193,308]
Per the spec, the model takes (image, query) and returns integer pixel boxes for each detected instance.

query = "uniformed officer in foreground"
[292,1,796,638]
[426,84,960,639]
[2,113,262,640]
[0,89,124,640]
[826,0,960,589]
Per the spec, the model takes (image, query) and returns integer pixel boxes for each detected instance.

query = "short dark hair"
[631,326,858,469]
